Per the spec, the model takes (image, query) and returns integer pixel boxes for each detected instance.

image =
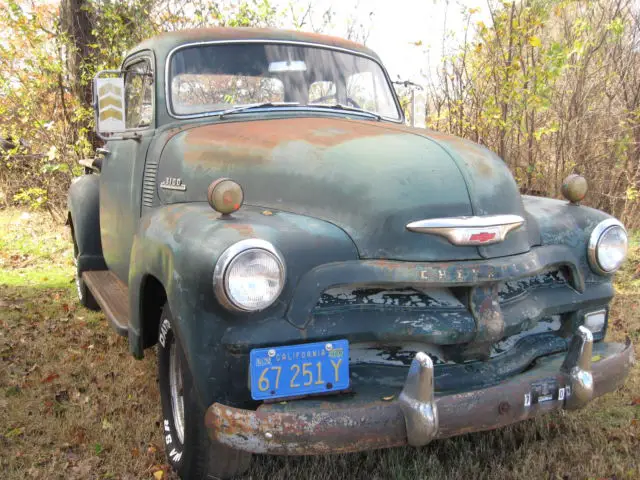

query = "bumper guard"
[205,327,634,455]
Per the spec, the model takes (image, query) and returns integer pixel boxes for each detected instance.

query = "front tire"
[157,304,251,479]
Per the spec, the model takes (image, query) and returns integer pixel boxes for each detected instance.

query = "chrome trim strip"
[164,39,404,123]
[587,218,627,275]
[213,238,286,312]
[406,215,525,246]
[407,215,525,229]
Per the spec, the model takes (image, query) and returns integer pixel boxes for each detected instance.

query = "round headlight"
[588,219,628,275]
[214,239,285,311]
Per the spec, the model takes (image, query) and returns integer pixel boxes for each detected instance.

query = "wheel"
[72,236,100,311]
[157,304,251,479]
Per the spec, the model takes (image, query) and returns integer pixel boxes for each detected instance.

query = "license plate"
[249,340,349,401]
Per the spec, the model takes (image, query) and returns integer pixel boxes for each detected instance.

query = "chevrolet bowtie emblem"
[406,215,524,246]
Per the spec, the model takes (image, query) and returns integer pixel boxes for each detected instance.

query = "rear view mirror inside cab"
[268,60,307,73]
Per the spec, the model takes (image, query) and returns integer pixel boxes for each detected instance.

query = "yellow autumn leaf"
[153,470,164,480]
[592,355,602,362]
[529,36,542,47]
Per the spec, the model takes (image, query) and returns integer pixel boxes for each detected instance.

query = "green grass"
[0,208,638,480]
[0,209,74,287]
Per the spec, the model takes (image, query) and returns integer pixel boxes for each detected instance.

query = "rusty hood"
[156,116,533,261]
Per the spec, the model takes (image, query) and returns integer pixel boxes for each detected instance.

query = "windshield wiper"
[218,102,301,118]
[307,103,382,120]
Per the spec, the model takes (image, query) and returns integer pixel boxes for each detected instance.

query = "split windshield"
[169,43,401,120]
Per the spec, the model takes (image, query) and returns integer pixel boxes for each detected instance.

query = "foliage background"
[0,0,639,227]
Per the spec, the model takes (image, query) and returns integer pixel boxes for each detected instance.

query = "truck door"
[99,53,155,283]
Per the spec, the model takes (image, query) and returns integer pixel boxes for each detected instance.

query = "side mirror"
[94,70,126,140]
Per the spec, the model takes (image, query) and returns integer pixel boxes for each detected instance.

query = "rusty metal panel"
[205,341,633,455]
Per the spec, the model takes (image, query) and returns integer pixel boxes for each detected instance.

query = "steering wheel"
[309,94,361,109]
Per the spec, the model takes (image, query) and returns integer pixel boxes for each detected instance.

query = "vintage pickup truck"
[67,28,634,479]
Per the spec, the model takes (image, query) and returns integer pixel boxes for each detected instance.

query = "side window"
[347,71,398,118]
[124,60,153,129]
[346,72,375,111]
[308,81,336,104]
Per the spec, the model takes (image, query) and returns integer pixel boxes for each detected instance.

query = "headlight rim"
[213,238,286,312]
[587,218,628,275]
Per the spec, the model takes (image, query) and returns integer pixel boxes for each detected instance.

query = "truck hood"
[157,116,534,261]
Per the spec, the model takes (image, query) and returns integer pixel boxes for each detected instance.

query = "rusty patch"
[185,117,390,151]
[204,340,633,455]
[135,27,376,60]
[221,222,255,237]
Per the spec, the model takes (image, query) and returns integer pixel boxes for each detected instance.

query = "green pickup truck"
[67,27,633,479]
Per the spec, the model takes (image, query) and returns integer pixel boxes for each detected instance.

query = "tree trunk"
[60,0,95,109]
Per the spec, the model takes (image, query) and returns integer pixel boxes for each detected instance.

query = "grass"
[0,207,638,479]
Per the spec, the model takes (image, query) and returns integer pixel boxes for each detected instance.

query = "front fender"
[67,175,106,272]
[127,202,358,406]
[522,195,614,284]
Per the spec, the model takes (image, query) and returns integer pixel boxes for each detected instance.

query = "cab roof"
[129,27,381,62]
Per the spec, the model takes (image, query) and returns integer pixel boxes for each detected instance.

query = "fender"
[127,202,358,407]
[67,175,106,272]
[522,195,613,284]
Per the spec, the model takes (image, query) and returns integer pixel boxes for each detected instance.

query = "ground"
[0,208,638,480]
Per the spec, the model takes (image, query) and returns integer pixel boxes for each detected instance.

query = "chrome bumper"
[205,327,634,455]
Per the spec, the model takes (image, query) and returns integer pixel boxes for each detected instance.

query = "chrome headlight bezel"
[587,219,628,275]
[213,239,286,312]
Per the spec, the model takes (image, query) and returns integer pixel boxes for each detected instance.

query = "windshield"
[169,43,401,120]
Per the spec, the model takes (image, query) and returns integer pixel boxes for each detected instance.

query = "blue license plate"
[249,340,349,401]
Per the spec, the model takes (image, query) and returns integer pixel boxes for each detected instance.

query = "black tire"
[72,237,100,311]
[157,304,251,479]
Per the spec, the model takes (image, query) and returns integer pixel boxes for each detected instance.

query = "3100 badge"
[249,340,350,400]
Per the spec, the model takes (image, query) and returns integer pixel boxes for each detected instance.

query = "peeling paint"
[317,286,464,309]
[491,316,562,356]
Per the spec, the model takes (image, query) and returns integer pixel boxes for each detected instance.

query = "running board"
[82,271,129,336]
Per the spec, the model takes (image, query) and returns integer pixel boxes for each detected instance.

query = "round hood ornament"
[207,178,244,214]
[561,174,588,205]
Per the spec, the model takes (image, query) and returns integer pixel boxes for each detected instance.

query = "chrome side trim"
[587,218,627,275]
[213,238,286,312]
[406,215,525,246]
[164,39,404,123]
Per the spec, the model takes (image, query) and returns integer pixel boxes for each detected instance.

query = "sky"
[275,0,491,83]
[274,0,493,125]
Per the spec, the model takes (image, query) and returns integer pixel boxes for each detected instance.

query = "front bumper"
[205,328,634,455]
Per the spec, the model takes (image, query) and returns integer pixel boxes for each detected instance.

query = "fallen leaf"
[147,445,157,455]
[592,355,602,362]
[382,395,395,401]
[41,373,59,383]
[631,398,640,406]
[6,427,24,438]
[153,471,164,480]
[101,418,113,430]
